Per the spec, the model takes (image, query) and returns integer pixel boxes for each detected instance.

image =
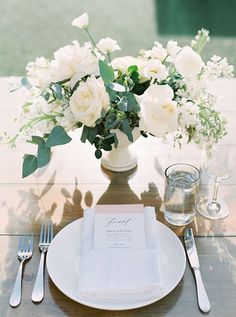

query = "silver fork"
[31,220,53,302]
[9,235,33,307]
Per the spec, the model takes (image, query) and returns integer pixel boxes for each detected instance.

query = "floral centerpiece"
[6,13,233,177]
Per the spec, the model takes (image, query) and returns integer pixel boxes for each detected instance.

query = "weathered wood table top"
[0,78,236,316]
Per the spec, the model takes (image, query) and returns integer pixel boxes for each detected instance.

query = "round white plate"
[47,219,186,310]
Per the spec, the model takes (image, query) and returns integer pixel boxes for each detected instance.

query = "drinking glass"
[197,145,236,220]
[163,163,200,226]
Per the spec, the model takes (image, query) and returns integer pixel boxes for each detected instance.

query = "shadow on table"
[2,164,236,315]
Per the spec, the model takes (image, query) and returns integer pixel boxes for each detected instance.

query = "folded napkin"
[76,206,162,302]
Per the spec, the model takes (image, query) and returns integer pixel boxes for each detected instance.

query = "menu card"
[94,204,145,249]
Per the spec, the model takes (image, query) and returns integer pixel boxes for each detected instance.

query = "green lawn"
[0,0,236,75]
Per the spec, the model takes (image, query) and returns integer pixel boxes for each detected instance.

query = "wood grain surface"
[0,78,236,316]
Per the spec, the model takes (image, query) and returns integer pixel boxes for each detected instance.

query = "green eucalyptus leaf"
[106,86,117,102]
[22,154,38,178]
[107,83,127,92]
[113,133,118,147]
[21,77,32,89]
[128,65,138,73]
[127,93,140,112]
[44,92,50,101]
[80,126,89,143]
[37,143,51,168]
[52,83,63,100]
[119,118,133,142]
[95,149,102,159]
[130,71,140,83]
[117,97,128,112]
[103,142,112,151]
[99,60,115,84]
[28,136,44,145]
[45,126,72,147]
[86,126,97,144]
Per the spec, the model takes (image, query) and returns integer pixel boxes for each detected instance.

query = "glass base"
[197,198,230,220]
[164,211,194,226]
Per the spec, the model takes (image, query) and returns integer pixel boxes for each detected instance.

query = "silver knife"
[184,228,211,313]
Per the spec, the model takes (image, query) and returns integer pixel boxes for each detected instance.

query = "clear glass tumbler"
[163,163,200,226]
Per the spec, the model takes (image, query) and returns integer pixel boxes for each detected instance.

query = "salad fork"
[9,235,33,307]
[31,220,53,302]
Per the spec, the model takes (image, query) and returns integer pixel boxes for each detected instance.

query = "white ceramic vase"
[101,127,140,172]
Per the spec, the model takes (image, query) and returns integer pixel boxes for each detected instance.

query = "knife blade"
[184,228,211,313]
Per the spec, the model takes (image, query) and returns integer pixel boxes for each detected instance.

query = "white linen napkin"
[76,206,162,302]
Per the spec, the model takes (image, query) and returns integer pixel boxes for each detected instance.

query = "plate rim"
[47,218,186,311]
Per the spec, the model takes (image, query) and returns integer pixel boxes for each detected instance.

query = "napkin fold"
[76,206,162,302]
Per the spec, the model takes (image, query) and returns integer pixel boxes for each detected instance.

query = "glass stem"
[212,178,220,203]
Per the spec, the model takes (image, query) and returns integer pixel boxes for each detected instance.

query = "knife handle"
[193,268,211,313]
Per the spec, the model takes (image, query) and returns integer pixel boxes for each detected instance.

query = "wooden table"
[0,78,236,316]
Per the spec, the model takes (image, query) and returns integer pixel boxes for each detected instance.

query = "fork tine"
[47,221,53,243]
[49,221,53,242]
[29,235,34,253]
[18,235,24,251]
[39,223,44,244]
[43,223,47,243]
[46,222,49,244]
[24,235,30,252]
[22,236,28,252]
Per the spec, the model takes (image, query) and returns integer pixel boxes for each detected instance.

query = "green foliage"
[99,60,115,84]
[28,136,44,145]
[21,77,32,89]
[95,149,102,159]
[45,126,72,147]
[22,154,38,178]
[37,142,51,168]
[119,118,133,142]
[51,83,63,100]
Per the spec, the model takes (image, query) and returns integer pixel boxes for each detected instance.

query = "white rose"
[96,37,121,54]
[141,59,168,81]
[139,84,179,137]
[69,76,110,127]
[175,46,204,77]
[71,13,89,29]
[50,41,99,83]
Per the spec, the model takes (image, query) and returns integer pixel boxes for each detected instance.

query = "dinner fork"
[9,235,33,307]
[31,220,53,302]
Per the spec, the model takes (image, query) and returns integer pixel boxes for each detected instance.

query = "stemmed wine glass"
[197,144,236,220]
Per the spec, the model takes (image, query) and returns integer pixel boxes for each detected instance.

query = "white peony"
[71,13,89,29]
[50,41,99,83]
[96,37,121,54]
[138,84,179,137]
[141,59,168,81]
[175,46,204,78]
[69,76,110,127]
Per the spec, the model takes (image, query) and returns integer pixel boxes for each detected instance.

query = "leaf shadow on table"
[2,165,236,316]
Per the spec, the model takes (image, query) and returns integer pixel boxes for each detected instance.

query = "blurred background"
[0,0,236,75]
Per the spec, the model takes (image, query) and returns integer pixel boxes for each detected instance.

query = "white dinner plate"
[47,219,186,310]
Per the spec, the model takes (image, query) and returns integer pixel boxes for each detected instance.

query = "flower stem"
[85,28,96,48]
[107,52,111,63]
